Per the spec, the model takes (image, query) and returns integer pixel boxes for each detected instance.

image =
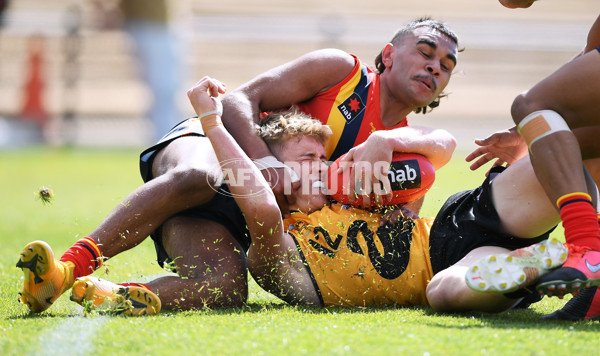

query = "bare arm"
[221,48,356,160]
[338,126,456,206]
[220,49,355,216]
[372,126,457,170]
[187,77,320,305]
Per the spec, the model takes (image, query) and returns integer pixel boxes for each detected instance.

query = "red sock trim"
[59,236,104,279]
[559,195,600,250]
[119,282,151,291]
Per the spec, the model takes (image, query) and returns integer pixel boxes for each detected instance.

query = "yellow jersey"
[284,203,434,307]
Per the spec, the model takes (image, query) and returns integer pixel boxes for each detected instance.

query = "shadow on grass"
[420,307,600,331]
[150,301,599,329]
[6,300,599,332]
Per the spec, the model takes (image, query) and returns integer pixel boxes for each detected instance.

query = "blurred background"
[0,0,597,149]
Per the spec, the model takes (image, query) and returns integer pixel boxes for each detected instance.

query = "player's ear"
[381,43,395,68]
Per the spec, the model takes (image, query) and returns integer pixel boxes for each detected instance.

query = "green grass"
[1,147,599,355]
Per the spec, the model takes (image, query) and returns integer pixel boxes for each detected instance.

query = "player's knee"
[516,109,571,148]
[426,278,454,312]
[510,92,543,126]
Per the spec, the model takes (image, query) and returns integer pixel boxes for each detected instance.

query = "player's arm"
[363,126,454,208]
[373,125,457,170]
[220,49,355,216]
[341,126,455,173]
[338,126,455,206]
[187,77,320,305]
[221,48,356,160]
[187,78,286,256]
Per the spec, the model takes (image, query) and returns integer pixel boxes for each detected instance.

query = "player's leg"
[464,238,567,295]
[434,157,564,312]
[461,156,588,299]
[511,49,600,203]
[427,246,521,313]
[71,215,248,312]
[510,49,600,295]
[492,156,560,239]
[93,136,222,258]
[540,157,600,320]
[429,237,568,313]
[147,215,248,309]
[462,156,600,319]
[16,136,222,313]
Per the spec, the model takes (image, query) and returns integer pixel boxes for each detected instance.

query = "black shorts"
[428,166,555,274]
[139,118,250,268]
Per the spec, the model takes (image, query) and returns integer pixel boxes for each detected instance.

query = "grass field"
[1,147,599,355]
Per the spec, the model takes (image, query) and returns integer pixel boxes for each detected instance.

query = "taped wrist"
[199,114,222,133]
[198,98,224,133]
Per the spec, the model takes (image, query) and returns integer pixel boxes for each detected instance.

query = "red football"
[325,152,435,207]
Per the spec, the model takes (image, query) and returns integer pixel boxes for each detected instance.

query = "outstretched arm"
[188,78,281,242]
[187,77,320,305]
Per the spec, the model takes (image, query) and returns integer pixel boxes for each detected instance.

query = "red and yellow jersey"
[297,54,408,161]
[284,203,434,307]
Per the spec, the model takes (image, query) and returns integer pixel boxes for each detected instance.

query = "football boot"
[466,238,567,293]
[16,240,74,313]
[536,245,600,298]
[70,276,161,316]
[541,286,600,321]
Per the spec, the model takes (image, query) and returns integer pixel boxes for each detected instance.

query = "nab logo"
[387,159,421,190]
[337,93,365,123]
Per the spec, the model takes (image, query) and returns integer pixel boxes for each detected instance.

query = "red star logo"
[348,98,361,112]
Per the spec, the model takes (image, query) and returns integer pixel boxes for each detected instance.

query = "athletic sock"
[59,236,104,279]
[558,193,600,250]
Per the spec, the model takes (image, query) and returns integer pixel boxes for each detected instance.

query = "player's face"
[276,135,329,213]
[381,27,457,109]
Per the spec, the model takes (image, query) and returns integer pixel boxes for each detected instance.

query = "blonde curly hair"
[257,107,332,152]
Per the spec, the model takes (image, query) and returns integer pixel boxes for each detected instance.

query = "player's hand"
[378,205,418,226]
[262,167,299,218]
[337,136,393,206]
[465,126,528,172]
[187,76,227,116]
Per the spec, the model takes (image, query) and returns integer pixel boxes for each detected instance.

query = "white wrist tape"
[253,156,300,183]
[197,97,223,120]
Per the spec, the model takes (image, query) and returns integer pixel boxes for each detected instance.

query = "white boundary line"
[25,315,108,356]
